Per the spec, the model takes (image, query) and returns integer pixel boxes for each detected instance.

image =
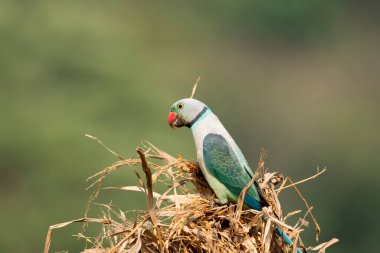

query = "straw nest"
[44,137,338,253]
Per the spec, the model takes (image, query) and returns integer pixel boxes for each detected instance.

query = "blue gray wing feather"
[203,133,265,210]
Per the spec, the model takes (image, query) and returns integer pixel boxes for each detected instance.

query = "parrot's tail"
[274,227,303,253]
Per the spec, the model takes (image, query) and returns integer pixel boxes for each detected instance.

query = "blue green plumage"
[203,133,302,253]
[169,98,303,253]
[203,133,265,211]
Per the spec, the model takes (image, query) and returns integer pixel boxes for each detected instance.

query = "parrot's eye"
[177,103,184,109]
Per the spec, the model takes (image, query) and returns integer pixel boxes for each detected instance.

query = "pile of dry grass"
[44,137,338,253]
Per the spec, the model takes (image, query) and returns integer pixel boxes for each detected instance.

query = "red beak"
[168,112,177,128]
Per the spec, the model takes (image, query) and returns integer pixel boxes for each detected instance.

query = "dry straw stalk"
[44,137,338,253]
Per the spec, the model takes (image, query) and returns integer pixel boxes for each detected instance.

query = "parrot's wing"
[203,133,264,210]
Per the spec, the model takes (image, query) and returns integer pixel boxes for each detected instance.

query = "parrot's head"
[168,98,207,128]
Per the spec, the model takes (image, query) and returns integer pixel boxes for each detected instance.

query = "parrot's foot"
[213,198,223,205]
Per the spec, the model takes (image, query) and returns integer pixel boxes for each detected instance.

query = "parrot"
[168,98,302,253]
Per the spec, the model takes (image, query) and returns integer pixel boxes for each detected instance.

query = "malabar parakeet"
[168,98,302,253]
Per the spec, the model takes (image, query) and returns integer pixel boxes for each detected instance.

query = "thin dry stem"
[45,139,337,253]
[190,76,201,99]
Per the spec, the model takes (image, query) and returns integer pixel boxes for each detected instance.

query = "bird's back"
[191,111,266,210]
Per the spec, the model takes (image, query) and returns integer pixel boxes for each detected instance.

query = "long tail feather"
[275,227,303,253]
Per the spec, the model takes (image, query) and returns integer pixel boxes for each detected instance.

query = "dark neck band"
[186,106,208,128]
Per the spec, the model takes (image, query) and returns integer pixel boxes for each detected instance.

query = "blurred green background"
[1,1,379,252]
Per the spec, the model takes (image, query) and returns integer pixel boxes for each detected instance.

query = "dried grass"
[44,137,338,253]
